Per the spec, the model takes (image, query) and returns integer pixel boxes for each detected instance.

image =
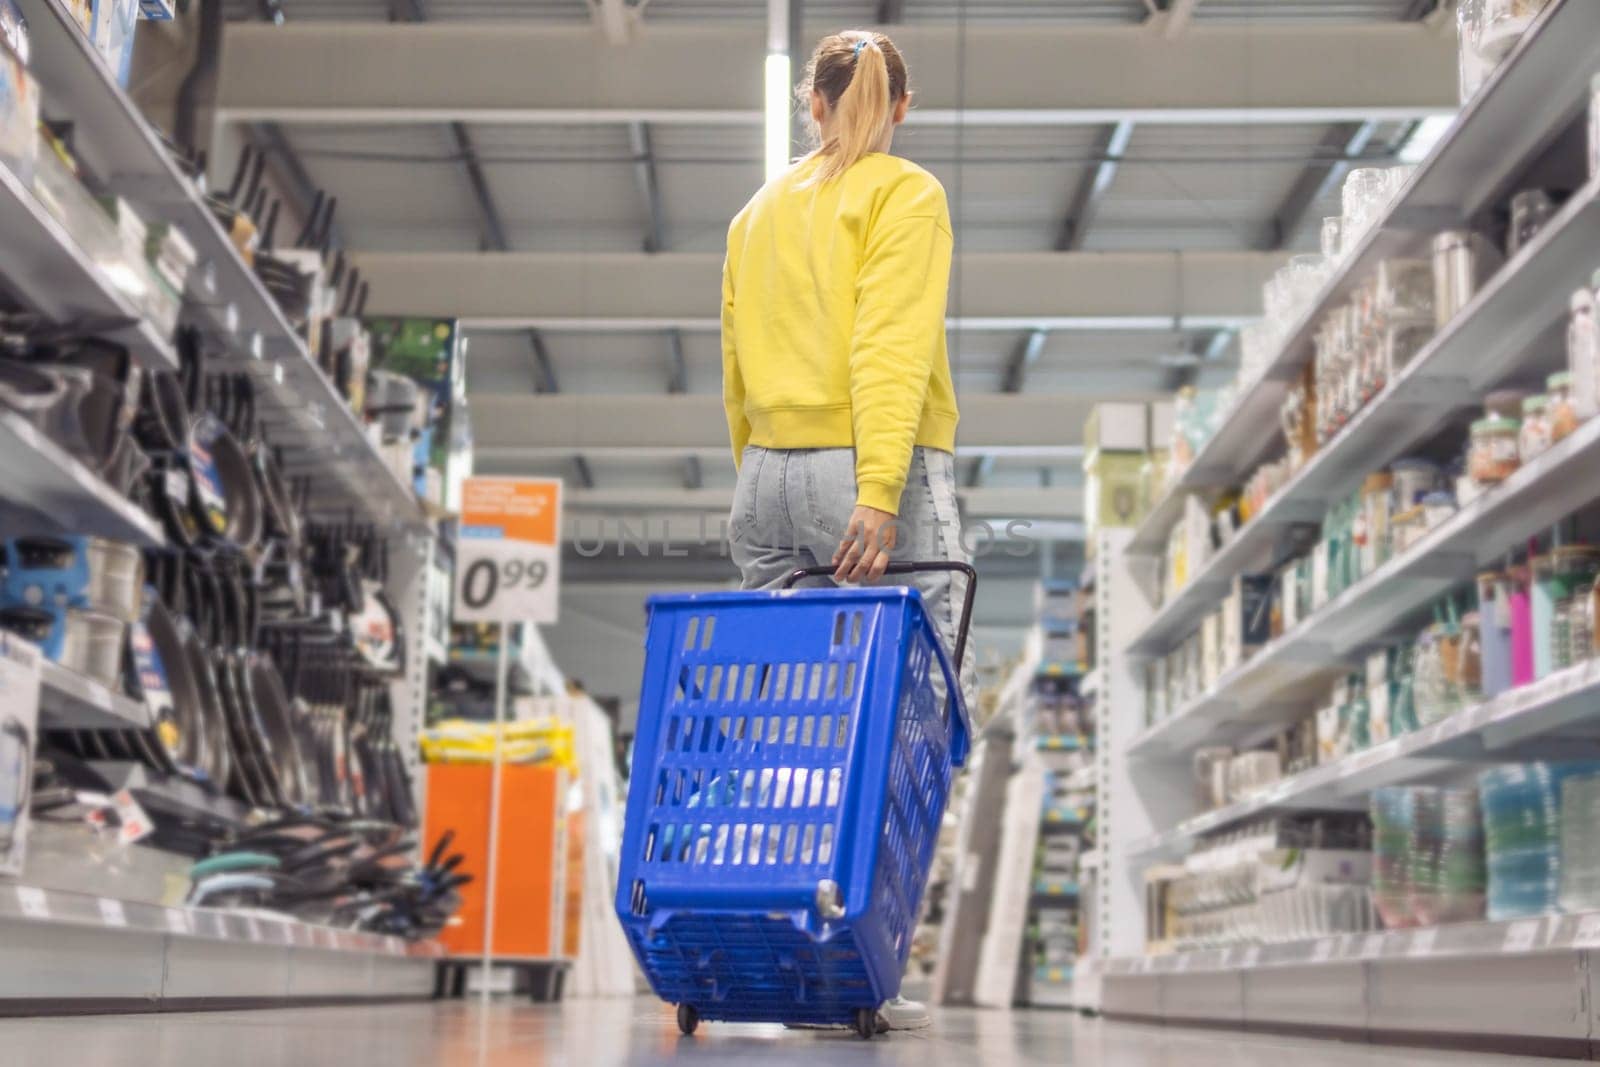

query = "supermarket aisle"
[0,999,1575,1066]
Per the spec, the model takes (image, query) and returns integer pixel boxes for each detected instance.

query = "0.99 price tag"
[455,478,562,625]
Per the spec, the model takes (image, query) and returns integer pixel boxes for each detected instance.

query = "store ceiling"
[210,0,1452,524]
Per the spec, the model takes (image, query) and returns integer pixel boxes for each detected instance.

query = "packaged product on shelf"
[1508,188,1563,258]
[1476,570,1515,699]
[138,0,177,17]
[1391,457,1440,509]
[1420,490,1456,530]
[1084,400,1148,454]
[1277,715,1317,777]
[1432,230,1505,331]
[1559,772,1600,912]
[0,39,37,186]
[1224,750,1281,803]
[1316,700,1350,764]
[1570,287,1599,421]
[89,0,139,87]
[1180,494,1211,584]
[1532,547,1600,679]
[1084,447,1145,532]
[1219,573,1272,672]
[1480,761,1600,921]
[0,1,25,64]
[1200,611,1222,690]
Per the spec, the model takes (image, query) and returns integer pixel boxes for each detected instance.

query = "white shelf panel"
[1105,912,1600,978]
[0,411,164,546]
[1129,176,1600,660]
[1131,405,1600,757]
[0,163,176,370]
[16,0,426,533]
[39,659,148,730]
[0,881,442,959]
[1131,657,1600,858]
[1122,0,1600,561]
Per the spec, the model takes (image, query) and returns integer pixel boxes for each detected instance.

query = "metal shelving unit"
[1129,176,1600,660]
[39,660,149,730]
[0,411,165,546]
[1124,0,1600,565]
[0,164,178,370]
[1132,657,1600,860]
[0,4,449,1013]
[0,881,439,1009]
[1132,405,1600,756]
[1103,2,1600,1050]
[17,0,426,534]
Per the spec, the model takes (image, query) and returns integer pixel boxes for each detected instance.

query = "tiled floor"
[0,998,1575,1066]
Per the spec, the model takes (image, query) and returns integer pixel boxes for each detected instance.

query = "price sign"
[1503,919,1541,953]
[455,478,563,624]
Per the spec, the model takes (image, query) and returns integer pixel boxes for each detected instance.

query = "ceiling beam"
[216,22,1458,127]
[1258,121,1379,250]
[556,486,1083,521]
[1162,0,1200,37]
[356,250,1280,327]
[477,444,1085,464]
[1057,120,1134,252]
[469,394,1094,453]
[448,122,510,253]
[627,122,664,254]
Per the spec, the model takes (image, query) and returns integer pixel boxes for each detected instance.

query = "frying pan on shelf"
[187,412,262,551]
[248,655,310,810]
[130,592,207,776]
[193,563,272,809]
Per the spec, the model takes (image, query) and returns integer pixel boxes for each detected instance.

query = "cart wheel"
[677,1003,700,1036]
[853,1008,876,1040]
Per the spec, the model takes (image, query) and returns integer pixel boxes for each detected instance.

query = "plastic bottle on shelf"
[1591,73,1600,180]
[1568,288,1599,422]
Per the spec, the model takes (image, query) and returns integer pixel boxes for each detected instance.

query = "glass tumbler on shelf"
[1321,216,1344,262]
[1342,168,1390,250]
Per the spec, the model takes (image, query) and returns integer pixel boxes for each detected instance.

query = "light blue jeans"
[729,446,974,704]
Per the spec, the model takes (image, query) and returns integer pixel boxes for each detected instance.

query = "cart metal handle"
[781,561,978,672]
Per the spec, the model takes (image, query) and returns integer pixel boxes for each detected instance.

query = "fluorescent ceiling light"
[764,53,791,182]
[1398,113,1456,164]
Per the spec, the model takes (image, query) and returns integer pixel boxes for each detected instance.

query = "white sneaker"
[876,995,930,1031]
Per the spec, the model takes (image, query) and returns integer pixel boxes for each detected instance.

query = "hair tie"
[853,38,869,57]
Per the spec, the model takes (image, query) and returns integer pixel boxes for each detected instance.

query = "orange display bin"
[424,763,571,961]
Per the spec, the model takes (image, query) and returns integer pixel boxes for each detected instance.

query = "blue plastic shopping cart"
[615,561,976,1040]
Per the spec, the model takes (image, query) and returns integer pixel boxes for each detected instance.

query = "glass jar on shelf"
[1548,372,1579,442]
[1480,0,1552,63]
[1520,394,1552,462]
[1508,188,1560,259]
[1469,416,1521,486]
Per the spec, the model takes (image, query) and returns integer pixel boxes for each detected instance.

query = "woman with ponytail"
[720,32,961,1030]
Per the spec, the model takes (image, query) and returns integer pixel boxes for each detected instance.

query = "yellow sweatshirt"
[721,152,958,515]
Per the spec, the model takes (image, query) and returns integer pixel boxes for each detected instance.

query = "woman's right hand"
[833,505,898,583]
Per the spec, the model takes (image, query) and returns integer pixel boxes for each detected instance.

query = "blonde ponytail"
[798,31,909,187]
